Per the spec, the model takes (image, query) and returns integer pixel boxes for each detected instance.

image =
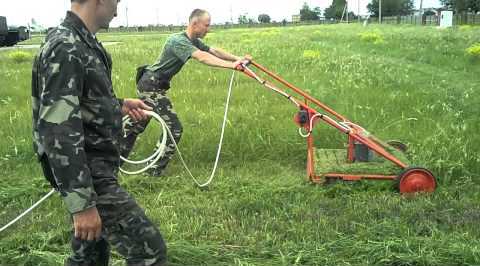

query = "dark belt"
[136,66,170,92]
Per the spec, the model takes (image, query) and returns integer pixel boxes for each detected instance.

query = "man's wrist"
[117,98,124,107]
[63,187,98,214]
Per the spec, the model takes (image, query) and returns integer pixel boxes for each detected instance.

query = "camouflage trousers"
[120,90,183,173]
[66,177,167,266]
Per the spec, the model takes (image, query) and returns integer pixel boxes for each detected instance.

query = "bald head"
[189,9,210,24]
[187,9,211,39]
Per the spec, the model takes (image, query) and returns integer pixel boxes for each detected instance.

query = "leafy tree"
[238,14,256,24]
[258,14,271,23]
[325,0,346,19]
[367,0,414,17]
[471,0,480,12]
[313,7,322,17]
[300,2,320,21]
[440,0,480,13]
[238,14,248,24]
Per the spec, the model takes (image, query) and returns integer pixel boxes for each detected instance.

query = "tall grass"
[0,24,479,265]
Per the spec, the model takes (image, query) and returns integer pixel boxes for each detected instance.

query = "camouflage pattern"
[66,178,167,266]
[121,70,183,174]
[32,11,167,265]
[32,11,123,214]
[120,31,210,174]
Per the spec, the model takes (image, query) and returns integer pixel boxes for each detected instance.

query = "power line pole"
[125,6,129,27]
[346,0,349,23]
[379,0,382,24]
[419,0,424,15]
[358,0,360,23]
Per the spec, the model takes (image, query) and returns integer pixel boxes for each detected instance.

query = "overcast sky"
[2,0,442,27]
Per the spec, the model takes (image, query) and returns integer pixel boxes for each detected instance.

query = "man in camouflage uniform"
[121,9,250,176]
[31,0,167,265]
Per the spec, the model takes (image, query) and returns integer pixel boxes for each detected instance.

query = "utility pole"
[379,0,382,24]
[125,6,129,27]
[346,0,349,23]
[358,0,360,23]
[419,0,424,15]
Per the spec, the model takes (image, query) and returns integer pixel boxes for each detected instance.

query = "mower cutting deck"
[239,60,437,194]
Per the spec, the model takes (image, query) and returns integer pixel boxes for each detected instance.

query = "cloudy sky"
[2,0,442,27]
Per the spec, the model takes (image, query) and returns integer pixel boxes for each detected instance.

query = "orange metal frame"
[240,61,408,183]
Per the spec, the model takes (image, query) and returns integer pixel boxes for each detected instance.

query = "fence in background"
[381,14,480,26]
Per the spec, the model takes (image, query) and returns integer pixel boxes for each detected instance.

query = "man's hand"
[121,98,153,122]
[232,57,251,71]
[233,54,251,62]
[73,207,102,241]
[243,54,252,61]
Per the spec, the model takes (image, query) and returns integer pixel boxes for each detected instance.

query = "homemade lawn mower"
[0,59,438,234]
[238,60,437,194]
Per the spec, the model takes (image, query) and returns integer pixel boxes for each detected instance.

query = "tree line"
[239,0,479,24]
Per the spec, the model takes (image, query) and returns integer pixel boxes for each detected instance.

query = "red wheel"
[396,167,437,194]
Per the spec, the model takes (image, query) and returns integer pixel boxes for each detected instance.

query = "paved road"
[0,42,121,51]
[0,44,40,51]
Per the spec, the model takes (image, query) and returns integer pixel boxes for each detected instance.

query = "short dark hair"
[189,9,209,22]
[71,0,88,3]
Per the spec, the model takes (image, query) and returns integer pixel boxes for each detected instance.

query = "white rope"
[120,71,236,187]
[243,65,300,107]
[298,113,359,138]
[0,188,55,233]
[0,71,236,234]
[119,115,168,175]
[298,113,323,138]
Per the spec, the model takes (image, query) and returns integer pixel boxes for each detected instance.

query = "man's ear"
[190,17,198,26]
[95,0,104,7]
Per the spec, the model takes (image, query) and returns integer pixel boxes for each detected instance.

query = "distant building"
[414,8,441,16]
[292,14,300,23]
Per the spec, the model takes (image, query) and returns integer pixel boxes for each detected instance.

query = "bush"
[8,50,32,63]
[303,50,321,59]
[458,25,473,31]
[358,31,384,44]
[466,43,480,59]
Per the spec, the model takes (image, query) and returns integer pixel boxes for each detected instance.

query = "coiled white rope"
[121,71,236,187]
[0,71,236,233]
[119,114,168,175]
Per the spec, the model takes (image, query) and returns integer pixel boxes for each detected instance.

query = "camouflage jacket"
[31,11,123,214]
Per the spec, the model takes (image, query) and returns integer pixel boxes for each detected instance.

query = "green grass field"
[1,24,479,265]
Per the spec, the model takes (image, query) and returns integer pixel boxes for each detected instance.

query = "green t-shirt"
[147,32,210,80]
